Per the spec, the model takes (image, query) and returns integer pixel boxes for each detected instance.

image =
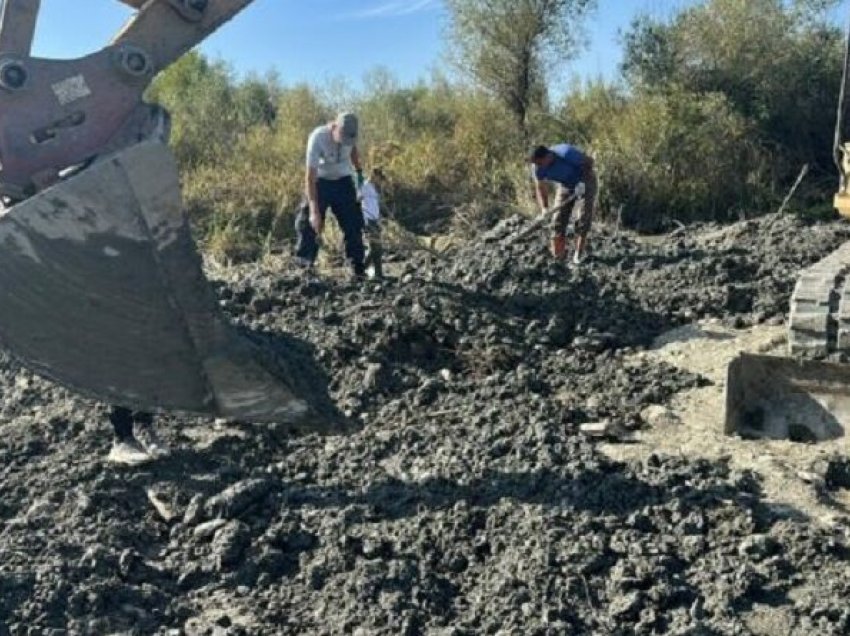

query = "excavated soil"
[3,214,850,635]
[602,321,850,527]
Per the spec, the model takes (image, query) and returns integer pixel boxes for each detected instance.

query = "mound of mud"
[2,214,850,635]
[450,213,849,328]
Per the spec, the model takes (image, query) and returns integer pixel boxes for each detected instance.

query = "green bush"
[144,0,847,261]
[149,59,525,260]
[576,87,767,229]
[622,0,844,189]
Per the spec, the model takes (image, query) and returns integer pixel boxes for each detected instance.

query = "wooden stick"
[776,164,810,215]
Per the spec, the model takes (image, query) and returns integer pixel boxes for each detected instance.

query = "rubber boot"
[550,235,567,260]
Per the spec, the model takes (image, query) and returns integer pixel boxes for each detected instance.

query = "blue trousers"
[295,177,365,272]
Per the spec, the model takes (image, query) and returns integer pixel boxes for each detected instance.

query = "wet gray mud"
[3,214,850,635]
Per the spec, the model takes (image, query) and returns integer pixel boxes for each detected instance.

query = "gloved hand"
[356,169,365,188]
[574,182,586,199]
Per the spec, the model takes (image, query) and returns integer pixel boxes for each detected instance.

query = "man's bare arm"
[305,166,322,233]
[535,179,549,213]
[351,145,363,172]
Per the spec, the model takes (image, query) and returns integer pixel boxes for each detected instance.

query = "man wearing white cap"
[296,112,367,279]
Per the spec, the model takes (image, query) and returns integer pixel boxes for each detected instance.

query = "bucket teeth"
[0,141,310,425]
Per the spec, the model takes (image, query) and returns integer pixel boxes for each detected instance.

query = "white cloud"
[342,0,440,19]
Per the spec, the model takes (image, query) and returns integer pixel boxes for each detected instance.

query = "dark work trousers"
[110,406,152,442]
[295,177,365,273]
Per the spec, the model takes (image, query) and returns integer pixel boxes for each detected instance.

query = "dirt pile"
[2,214,850,635]
[450,214,844,327]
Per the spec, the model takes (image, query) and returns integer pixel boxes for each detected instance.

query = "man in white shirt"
[296,112,367,279]
[360,168,386,279]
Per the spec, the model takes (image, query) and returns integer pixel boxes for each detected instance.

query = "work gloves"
[539,182,586,217]
[573,182,586,199]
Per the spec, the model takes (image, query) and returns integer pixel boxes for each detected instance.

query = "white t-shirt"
[306,124,355,180]
[360,180,381,222]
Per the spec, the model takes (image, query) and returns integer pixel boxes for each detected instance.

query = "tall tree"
[445,0,594,138]
[621,0,844,180]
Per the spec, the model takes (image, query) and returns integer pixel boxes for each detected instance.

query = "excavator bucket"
[0,141,312,425]
[725,353,850,442]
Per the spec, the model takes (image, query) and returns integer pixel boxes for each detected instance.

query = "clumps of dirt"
[1,214,850,634]
[448,213,850,328]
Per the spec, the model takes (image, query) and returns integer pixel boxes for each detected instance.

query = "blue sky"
[28,0,850,88]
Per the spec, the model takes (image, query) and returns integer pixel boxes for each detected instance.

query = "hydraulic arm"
[0,0,252,199]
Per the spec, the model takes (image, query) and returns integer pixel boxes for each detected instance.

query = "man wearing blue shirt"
[529,144,597,263]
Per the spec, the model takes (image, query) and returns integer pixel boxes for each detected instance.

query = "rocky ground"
[3,214,850,635]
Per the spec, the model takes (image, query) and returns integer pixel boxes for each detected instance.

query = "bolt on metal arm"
[0,0,254,199]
